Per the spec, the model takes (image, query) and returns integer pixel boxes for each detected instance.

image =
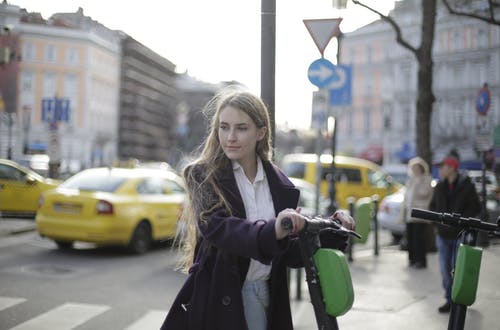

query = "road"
[0,230,186,330]
[0,218,390,330]
[3,218,499,330]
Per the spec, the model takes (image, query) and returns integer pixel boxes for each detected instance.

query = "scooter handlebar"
[411,208,499,233]
[282,216,362,239]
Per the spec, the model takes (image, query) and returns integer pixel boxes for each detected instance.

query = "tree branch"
[352,0,418,55]
[442,0,500,26]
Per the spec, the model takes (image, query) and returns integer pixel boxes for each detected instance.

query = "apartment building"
[336,0,499,165]
[0,3,121,174]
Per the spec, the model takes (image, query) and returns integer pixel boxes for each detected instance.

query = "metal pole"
[327,33,343,214]
[347,197,355,262]
[261,0,276,147]
[372,195,379,256]
[7,112,12,159]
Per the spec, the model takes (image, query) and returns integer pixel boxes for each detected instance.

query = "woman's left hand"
[330,210,355,230]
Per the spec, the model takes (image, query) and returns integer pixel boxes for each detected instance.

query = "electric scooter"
[411,208,500,330]
[282,216,362,330]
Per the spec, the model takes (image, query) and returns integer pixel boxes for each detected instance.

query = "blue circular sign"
[307,58,336,88]
[476,84,490,116]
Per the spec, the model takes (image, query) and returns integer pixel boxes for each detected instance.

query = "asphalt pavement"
[1,216,499,330]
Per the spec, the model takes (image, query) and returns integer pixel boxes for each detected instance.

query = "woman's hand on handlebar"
[275,208,306,239]
[330,210,355,231]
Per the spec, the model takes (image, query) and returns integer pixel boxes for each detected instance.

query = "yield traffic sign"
[303,18,342,56]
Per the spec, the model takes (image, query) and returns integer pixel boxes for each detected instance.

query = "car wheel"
[129,222,152,254]
[54,240,73,249]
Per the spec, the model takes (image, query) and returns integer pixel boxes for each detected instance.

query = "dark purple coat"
[161,160,301,330]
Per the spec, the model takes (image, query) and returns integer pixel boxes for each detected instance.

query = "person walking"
[403,157,434,269]
[429,153,481,313]
[161,89,355,330]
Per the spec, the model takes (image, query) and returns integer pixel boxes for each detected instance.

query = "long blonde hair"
[176,88,273,272]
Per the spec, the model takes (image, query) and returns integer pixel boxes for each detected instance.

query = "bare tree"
[352,0,437,166]
[442,0,500,25]
[352,0,499,166]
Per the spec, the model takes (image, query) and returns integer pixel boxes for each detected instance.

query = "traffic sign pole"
[305,17,343,215]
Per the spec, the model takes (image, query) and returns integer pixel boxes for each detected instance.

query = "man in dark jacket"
[429,154,481,313]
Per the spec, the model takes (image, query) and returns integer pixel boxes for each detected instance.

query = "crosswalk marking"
[124,310,167,330]
[0,297,26,311]
[9,302,110,330]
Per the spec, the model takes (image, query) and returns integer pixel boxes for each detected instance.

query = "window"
[45,45,56,62]
[23,42,34,61]
[60,173,126,192]
[402,107,410,131]
[476,29,487,48]
[165,179,185,194]
[21,71,33,92]
[66,48,78,64]
[43,73,57,97]
[347,111,353,135]
[323,167,362,183]
[363,107,371,136]
[282,162,305,179]
[0,164,26,181]
[367,170,389,188]
[137,178,165,195]
[366,45,372,63]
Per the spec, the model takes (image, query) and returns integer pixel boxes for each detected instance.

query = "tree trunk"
[416,0,436,167]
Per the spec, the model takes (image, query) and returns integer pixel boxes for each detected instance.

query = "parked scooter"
[282,216,361,330]
[411,208,500,330]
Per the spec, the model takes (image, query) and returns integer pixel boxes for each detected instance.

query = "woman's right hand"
[275,208,306,240]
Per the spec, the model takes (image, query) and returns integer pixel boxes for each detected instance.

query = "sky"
[10,0,396,129]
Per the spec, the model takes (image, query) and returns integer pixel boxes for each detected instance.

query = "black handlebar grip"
[411,208,442,223]
[281,217,293,231]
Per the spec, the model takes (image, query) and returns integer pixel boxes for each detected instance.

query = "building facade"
[118,35,180,164]
[335,0,499,166]
[0,4,121,175]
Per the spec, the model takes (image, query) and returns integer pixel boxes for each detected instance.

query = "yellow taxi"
[281,153,402,210]
[36,167,186,254]
[0,159,61,217]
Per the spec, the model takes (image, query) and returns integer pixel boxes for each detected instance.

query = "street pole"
[327,32,343,214]
[7,112,12,159]
[261,0,276,148]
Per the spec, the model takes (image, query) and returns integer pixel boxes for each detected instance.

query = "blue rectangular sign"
[329,65,352,106]
[42,97,70,123]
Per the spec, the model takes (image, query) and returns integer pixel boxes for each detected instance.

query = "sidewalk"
[290,239,500,330]
[0,216,36,237]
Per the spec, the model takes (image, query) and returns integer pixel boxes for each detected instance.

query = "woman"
[161,89,355,330]
[403,156,433,268]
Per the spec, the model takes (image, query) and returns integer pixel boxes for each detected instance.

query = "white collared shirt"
[233,157,275,281]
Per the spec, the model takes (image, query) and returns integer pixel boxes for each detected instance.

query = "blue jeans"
[436,235,461,303]
[242,280,270,330]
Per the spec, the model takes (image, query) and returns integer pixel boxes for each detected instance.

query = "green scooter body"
[353,197,372,244]
[314,248,354,316]
[451,244,483,306]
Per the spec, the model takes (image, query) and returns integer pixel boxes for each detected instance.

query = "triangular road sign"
[303,18,342,56]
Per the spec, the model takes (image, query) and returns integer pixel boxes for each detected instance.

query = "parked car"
[290,177,330,217]
[16,154,50,177]
[0,159,61,217]
[36,167,185,254]
[377,186,406,242]
[281,153,402,209]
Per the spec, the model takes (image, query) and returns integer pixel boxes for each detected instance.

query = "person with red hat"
[428,152,481,313]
